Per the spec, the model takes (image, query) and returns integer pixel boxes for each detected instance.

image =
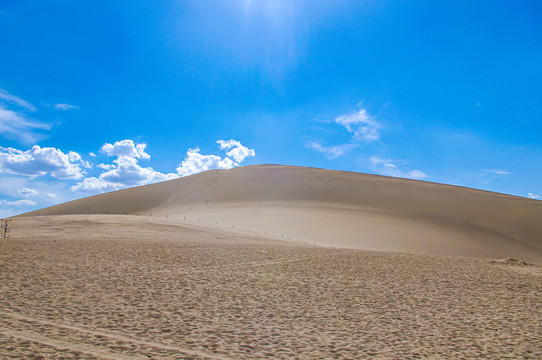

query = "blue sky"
[1,0,541,216]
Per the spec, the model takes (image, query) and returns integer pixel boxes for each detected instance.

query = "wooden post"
[1,219,11,239]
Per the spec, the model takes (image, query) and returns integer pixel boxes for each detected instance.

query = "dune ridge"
[21,164,542,261]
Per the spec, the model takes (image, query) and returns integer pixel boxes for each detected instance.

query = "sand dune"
[5,166,542,358]
[22,164,542,261]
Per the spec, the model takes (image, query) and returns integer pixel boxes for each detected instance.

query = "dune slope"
[21,165,542,261]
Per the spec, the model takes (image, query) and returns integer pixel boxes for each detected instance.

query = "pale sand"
[23,165,542,262]
[5,165,542,358]
[1,215,541,359]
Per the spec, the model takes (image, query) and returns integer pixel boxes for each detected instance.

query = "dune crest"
[21,164,542,261]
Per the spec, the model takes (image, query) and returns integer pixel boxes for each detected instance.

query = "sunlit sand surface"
[1,215,541,359]
[4,165,542,358]
[25,165,542,262]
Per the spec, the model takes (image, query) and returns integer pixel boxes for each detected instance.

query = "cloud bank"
[74,139,255,192]
[0,145,88,179]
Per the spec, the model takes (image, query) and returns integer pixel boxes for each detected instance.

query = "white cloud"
[177,140,255,177]
[0,105,51,143]
[1,199,36,206]
[0,145,86,179]
[335,109,381,142]
[80,159,92,168]
[72,158,176,192]
[99,157,175,186]
[309,108,381,160]
[0,89,36,111]
[18,187,38,197]
[306,141,358,159]
[406,169,427,180]
[370,156,427,180]
[89,152,96,157]
[217,139,256,163]
[478,169,511,184]
[71,177,120,193]
[176,147,236,177]
[0,176,40,199]
[72,140,176,192]
[528,193,540,200]
[54,103,78,111]
[98,163,114,170]
[486,169,510,175]
[101,139,151,159]
[45,192,58,199]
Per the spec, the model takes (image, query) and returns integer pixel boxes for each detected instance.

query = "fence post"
[1,219,11,239]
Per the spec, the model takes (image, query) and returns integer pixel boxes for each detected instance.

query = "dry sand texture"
[4,165,542,358]
[1,215,541,359]
[24,165,542,262]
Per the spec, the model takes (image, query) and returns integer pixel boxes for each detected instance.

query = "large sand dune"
[22,164,542,261]
[4,165,542,358]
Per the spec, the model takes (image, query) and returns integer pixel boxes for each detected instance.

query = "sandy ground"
[1,215,541,359]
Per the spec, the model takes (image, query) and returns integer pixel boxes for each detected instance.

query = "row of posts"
[88,203,319,246]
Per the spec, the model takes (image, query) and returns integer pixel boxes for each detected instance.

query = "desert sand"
[2,165,542,359]
[24,165,542,262]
